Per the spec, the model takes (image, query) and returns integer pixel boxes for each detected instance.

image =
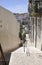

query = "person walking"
[26,34,30,56]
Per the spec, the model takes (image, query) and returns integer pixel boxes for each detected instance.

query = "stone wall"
[29,16,42,50]
[0,6,20,52]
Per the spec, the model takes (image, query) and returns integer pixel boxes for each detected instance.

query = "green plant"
[22,33,26,43]
[19,23,23,40]
[19,23,26,43]
[19,31,22,40]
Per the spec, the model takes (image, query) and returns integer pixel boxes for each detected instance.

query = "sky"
[0,0,28,13]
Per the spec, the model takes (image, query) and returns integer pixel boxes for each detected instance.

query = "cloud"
[9,5,27,13]
[0,0,28,13]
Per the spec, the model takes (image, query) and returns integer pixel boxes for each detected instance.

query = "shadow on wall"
[0,42,23,65]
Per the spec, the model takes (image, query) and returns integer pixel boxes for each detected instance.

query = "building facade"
[28,0,42,50]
